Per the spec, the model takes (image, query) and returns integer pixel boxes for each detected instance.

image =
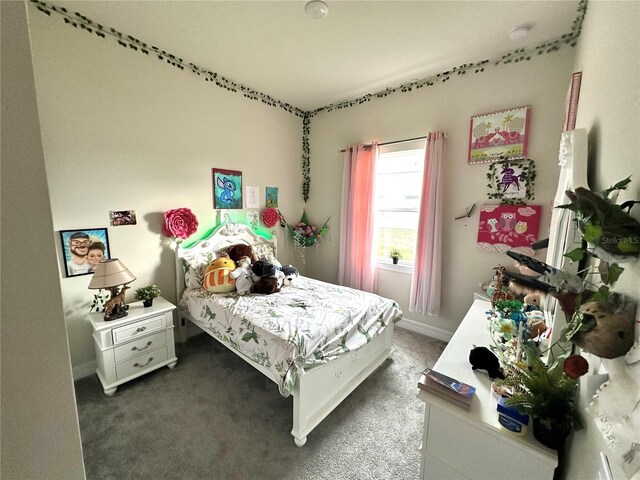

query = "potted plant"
[390,248,402,264]
[134,284,161,307]
[497,347,587,449]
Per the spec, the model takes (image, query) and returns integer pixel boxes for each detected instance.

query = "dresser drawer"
[115,346,168,380]
[113,331,167,363]
[112,315,164,345]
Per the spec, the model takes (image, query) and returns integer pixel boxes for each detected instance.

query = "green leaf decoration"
[606,263,624,285]
[30,0,587,203]
[600,176,631,198]
[618,237,640,254]
[564,247,585,262]
[583,224,603,242]
[591,285,610,303]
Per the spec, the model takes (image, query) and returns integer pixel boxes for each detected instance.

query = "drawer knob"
[132,341,152,352]
[132,357,154,368]
[135,326,146,333]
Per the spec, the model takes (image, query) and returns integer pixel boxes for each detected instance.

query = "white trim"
[72,360,97,380]
[377,261,413,275]
[396,317,453,342]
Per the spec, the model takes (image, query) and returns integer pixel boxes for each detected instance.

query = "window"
[374,141,425,266]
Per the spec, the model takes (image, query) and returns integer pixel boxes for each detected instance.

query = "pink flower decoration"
[262,208,279,228]
[162,208,198,239]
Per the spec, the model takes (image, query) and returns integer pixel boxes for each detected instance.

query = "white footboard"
[291,322,395,447]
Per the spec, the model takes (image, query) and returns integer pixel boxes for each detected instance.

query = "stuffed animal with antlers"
[104,285,130,317]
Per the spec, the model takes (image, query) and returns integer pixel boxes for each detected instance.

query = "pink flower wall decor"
[477,204,541,256]
[162,208,199,239]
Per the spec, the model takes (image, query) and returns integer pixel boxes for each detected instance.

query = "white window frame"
[374,140,425,274]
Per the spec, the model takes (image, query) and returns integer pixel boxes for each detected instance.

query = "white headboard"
[174,223,277,302]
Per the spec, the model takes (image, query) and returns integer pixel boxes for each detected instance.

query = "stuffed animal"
[203,256,237,293]
[251,277,281,295]
[229,256,253,295]
[251,259,278,278]
[281,264,299,286]
[469,346,505,379]
[225,244,257,264]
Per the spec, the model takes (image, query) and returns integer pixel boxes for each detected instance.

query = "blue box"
[497,396,529,435]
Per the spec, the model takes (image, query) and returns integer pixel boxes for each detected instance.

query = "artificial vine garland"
[30,0,586,203]
[486,159,537,205]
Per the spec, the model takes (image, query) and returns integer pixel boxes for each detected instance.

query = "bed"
[174,223,401,446]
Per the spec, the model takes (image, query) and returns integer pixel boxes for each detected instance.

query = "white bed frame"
[174,223,395,447]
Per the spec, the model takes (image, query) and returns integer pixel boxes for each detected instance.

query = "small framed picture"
[109,210,137,226]
[468,105,531,164]
[486,159,536,205]
[266,187,279,208]
[59,228,111,277]
[212,168,243,209]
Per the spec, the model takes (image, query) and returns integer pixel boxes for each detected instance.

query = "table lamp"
[88,258,136,321]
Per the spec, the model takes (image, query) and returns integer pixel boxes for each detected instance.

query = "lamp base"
[103,304,130,322]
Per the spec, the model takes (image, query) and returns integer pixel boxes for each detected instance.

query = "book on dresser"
[418,368,476,410]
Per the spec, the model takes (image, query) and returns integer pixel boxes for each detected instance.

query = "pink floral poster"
[477,204,541,255]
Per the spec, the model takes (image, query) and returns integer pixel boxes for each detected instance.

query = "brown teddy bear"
[251,277,281,294]
[225,244,257,264]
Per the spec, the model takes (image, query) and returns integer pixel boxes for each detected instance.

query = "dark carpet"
[74,327,446,480]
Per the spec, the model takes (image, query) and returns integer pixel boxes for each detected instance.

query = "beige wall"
[0,2,85,478]
[565,2,640,479]
[28,9,304,371]
[305,49,576,334]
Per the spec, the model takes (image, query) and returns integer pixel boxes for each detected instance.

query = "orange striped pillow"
[203,257,237,293]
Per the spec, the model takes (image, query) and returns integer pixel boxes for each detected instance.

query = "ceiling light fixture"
[305,0,329,20]
[509,23,532,40]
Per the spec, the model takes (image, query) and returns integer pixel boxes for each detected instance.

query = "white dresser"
[89,297,178,395]
[419,299,557,480]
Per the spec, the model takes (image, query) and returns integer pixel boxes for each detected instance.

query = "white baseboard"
[396,318,453,342]
[73,360,96,380]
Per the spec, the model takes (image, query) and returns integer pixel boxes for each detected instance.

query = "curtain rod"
[339,134,443,153]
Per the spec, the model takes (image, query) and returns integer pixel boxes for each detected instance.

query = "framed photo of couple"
[59,228,111,278]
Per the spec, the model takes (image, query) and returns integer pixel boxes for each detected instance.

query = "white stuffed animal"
[229,256,254,295]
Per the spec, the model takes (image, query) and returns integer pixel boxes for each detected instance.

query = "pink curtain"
[338,144,379,292]
[410,132,445,316]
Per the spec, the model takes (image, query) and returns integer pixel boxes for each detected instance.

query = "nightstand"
[89,296,178,396]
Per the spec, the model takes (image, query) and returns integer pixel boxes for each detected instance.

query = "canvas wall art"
[477,204,541,255]
[468,105,531,164]
[212,168,242,209]
[59,228,110,277]
[266,187,278,208]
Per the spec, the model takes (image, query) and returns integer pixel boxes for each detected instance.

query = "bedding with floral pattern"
[179,276,402,397]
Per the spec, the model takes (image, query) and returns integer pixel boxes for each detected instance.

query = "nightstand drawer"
[114,331,167,363]
[115,346,168,380]
[112,315,164,345]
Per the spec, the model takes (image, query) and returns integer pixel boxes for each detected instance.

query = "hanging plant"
[30,0,586,204]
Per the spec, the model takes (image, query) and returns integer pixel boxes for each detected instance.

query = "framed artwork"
[212,168,242,209]
[476,204,541,256]
[486,159,536,204]
[266,187,278,208]
[245,186,259,209]
[109,209,137,226]
[59,228,110,277]
[468,105,531,164]
[563,72,582,131]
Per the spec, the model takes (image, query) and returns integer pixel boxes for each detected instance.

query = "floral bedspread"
[179,276,402,397]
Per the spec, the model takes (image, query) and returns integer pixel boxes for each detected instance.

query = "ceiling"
[47,1,582,111]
